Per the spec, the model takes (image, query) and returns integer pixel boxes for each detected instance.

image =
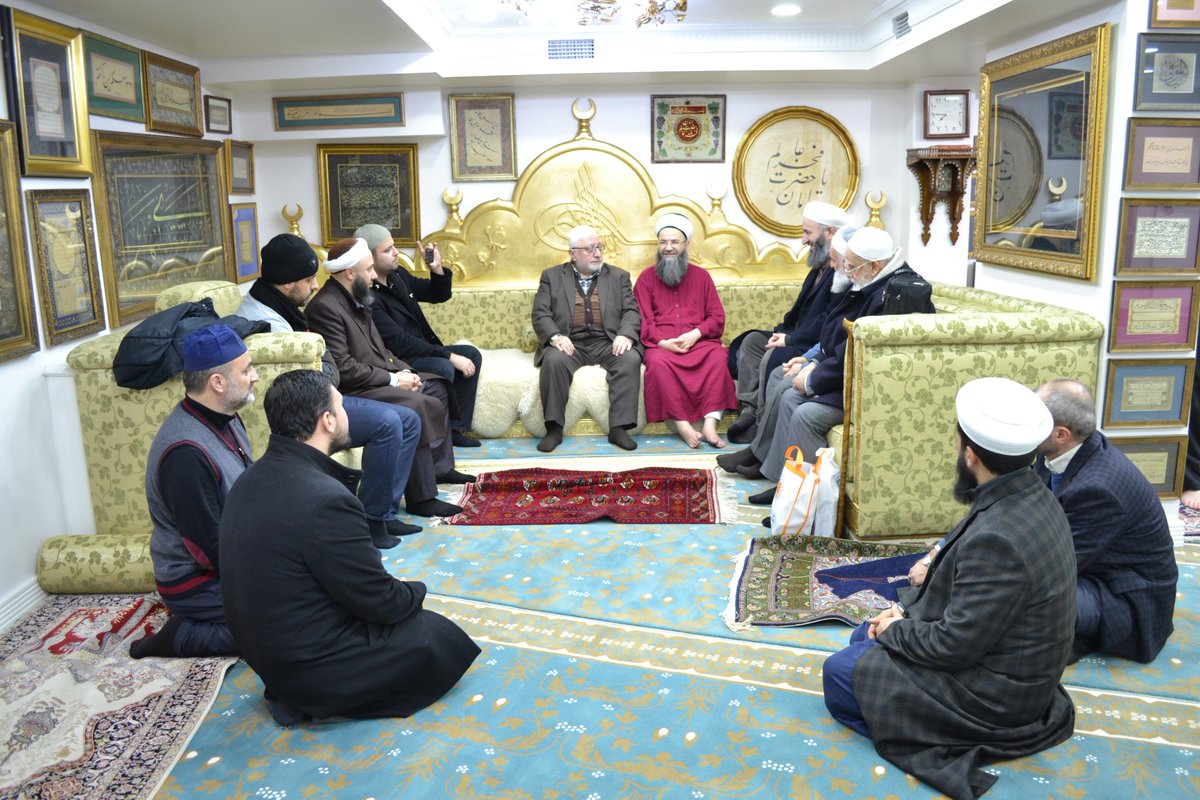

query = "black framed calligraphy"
[317,143,419,247]
[732,106,859,238]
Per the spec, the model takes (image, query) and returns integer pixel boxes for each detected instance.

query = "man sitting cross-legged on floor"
[907,378,1178,663]
[306,237,474,519]
[131,324,254,659]
[823,377,1077,800]
[531,224,642,453]
[236,233,421,547]
[220,369,480,726]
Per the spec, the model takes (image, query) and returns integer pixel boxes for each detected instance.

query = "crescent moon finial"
[442,187,463,205]
[865,191,887,210]
[572,98,596,139]
[281,204,304,236]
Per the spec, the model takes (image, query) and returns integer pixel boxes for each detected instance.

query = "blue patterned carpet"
[160,437,1200,799]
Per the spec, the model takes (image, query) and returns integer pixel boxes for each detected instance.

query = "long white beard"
[831,272,853,293]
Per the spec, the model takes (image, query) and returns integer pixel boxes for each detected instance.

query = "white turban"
[802,200,849,228]
[847,227,895,262]
[831,225,858,256]
[656,213,694,242]
[1041,198,1082,227]
[567,225,599,247]
[956,378,1052,456]
[323,238,370,273]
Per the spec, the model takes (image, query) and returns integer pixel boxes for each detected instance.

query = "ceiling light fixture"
[771,3,802,16]
[499,0,687,28]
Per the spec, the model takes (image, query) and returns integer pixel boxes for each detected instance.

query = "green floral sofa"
[37,280,325,593]
[836,282,1103,540]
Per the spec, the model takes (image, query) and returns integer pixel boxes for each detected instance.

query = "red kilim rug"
[444,467,725,525]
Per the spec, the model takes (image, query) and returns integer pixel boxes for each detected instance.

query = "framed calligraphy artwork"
[732,106,859,238]
[25,188,103,346]
[1152,0,1200,28]
[1116,199,1200,276]
[1104,358,1194,428]
[1136,33,1200,111]
[225,139,254,194]
[1124,118,1200,190]
[143,51,201,136]
[230,202,260,283]
[448,94,517,181]
[1,9,92,178]
[204,95,232,135]
[273,93,404,131]
[317,143,419,247]
[1108,435,1187,497]
[92,131,234,327]
[652,94,725,163]
[975,24,1109,281]
[1109,280,1200,352]
[0,121,38,363]
[81,33,144,123]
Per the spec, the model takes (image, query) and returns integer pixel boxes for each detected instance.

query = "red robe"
[634,263,737,422]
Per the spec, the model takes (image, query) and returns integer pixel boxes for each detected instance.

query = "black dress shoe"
[748,487,776,506]
[726,410,757,444]
[437,469,477,484]
[407,498,463,517]
[736,463,766,480]
[368,519,402,549]
[608,426,637,450]
[715,448,759,474]
[452,431,482,447]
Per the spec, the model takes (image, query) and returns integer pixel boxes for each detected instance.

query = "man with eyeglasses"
[531,224,642,452]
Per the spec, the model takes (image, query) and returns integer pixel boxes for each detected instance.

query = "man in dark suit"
[531,224,642,453]
[1036,378,1178,662]
[355,223,482,448]
[306,237,473,518]
[220,369,479,726]
[823,377,1076,800]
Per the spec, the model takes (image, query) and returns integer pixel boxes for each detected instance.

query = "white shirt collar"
[1044,441,1083,474]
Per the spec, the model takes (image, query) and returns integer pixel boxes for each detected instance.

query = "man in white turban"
[726,200,850,443]
[823,377,1076,800]
[633,214,737,448]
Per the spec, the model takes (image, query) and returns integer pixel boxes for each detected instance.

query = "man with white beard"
[634,214,737,449]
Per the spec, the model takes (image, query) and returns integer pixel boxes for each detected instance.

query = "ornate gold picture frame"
[317,143,419,247]
[143,51,201,136]
[0,121,37,362]
[732,106,859,238]
[26,188,103,346]
[449,93,517,181]
[974,23,1110,280]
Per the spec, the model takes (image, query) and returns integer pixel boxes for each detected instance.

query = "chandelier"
[499,0,687,27]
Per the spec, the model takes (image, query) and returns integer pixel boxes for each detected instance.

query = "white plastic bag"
[770,446,839,538]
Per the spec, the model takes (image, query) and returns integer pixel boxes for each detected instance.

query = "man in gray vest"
[131,324,255,659]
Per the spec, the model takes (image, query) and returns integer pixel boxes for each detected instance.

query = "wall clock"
[924,90,969,139]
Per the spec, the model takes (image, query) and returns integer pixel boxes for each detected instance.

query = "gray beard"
[831,272,853,293]
[807,234,831,269]
[655,248,689,287]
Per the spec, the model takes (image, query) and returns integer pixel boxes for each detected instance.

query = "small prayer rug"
[723,535,927,629]
[0,594,234,800]
[1181,503,1200,537]
[444,466,725,525]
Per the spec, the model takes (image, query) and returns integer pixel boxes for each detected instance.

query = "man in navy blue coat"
[1035,379,1178,662]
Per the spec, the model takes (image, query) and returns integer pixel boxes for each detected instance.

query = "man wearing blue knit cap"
[131,323,256,659]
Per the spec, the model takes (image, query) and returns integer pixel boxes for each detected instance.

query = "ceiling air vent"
[548,39,595,60]
[892,11,911,38]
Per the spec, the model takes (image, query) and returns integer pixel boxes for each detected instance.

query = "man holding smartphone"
[356,223,483,448]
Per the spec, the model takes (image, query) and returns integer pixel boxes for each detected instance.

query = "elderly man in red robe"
[634,214,737,448]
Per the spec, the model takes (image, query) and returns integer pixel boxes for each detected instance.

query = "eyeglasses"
[844,258,869,274]
[571,243,605,254]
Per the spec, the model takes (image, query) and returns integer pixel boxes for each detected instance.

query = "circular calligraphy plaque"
[984,106,1042,232]
[732,106,859,238]
[674,117,701,143]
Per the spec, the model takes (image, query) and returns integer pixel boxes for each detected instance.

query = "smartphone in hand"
[424,247,435,266]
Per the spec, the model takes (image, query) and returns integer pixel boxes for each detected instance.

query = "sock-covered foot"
[538,423,564,452]
[726,409,757,443]
[735,463,765,480]
[608,426,636,450]
[452,431,482,447]
[437,469,476,484]
[407,498,463,517]
[368,519,402,549]
[129,615,183,659]
[716,448,759,473]
[748,487,776,506]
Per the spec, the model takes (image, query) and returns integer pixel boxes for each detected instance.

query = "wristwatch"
[920,554,933,568]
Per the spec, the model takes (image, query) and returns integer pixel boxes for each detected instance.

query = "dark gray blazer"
[531,262,642,366]
[855,468,1077,800]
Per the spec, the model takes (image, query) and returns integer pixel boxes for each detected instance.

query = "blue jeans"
[343,395,420,520]
[409,344,482,431]
[822,621,875,738]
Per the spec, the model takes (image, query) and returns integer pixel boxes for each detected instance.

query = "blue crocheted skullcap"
[181,324,247,372]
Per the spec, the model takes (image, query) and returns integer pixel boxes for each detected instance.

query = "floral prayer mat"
[444,466,725,525]
[1181,503,1200,537]
[724,535,927,628]
[0,594,234,800]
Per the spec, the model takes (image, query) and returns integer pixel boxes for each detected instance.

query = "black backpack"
[880,271,935,315]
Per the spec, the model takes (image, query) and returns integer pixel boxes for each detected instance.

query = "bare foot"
[672,420,701,448]
[1183,489,1200,510]
[701,417,726,448]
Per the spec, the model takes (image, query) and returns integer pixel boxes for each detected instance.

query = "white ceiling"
[31,0,1111,88]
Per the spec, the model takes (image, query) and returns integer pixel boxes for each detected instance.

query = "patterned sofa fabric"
[839,281,1104,540]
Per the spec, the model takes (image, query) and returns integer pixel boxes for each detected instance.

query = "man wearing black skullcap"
[237,234,425,546]
[131,324,257,659]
